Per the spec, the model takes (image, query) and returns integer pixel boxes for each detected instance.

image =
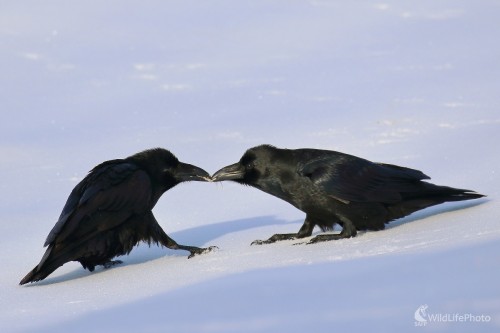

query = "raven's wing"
[297,153,430,204]
[44,160,152,246]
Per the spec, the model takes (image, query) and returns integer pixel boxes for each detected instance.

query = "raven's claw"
[187,246,218,259]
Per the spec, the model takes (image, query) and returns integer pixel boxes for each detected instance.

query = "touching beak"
[212,163,245,181]
[176,163,212,182]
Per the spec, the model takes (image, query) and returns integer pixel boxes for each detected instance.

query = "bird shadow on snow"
[30,199,487,286]
[30,215,299,286]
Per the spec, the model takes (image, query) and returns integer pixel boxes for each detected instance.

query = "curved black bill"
[176,163,211,182]
[212,163,245,181]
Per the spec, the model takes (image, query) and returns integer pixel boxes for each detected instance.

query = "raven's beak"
[212,163,245,181]
[176,162,211,182]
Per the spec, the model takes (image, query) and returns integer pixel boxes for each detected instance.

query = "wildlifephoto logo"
[414,304,492,327]
[414,304,429,325]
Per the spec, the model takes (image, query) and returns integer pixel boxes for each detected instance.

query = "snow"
[1,1,499,332]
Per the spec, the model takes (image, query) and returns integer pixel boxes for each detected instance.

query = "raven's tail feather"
[388,185,485,221]
[19,259,63,285]
[20,265,48,285]
[19,245,68,285]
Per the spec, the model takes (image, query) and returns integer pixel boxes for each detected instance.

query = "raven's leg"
[181,244,218,259]
[158,229,217,259]
[160,232,217,258]
[149,214,217,258]
[307,217,357,244]
[251,217,315,245]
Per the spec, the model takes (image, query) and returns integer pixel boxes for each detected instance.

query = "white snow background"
[1,1,499,332]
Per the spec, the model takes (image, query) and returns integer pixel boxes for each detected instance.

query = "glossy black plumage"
[20,148,214,285]
[212,145,485,244]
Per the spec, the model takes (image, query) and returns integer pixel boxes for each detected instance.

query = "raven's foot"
[187,246,218,259]
[251,233,298,245]
[307,231,356,244]
[102,260,123,269]
[308,223,357,244]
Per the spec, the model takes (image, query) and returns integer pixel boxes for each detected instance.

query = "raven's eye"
[245,162,254,170]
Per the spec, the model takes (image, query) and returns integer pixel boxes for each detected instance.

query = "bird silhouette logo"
[414,304,429,323]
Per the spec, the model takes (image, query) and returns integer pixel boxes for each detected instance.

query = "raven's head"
[212,145,286,188]
[130,148,211,187]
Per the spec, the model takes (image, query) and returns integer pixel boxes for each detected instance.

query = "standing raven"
[20,148,215,285]
[212,145,484,245]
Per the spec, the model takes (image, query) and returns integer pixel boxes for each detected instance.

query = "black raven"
[212,145,485,245]
[20,148,215,285]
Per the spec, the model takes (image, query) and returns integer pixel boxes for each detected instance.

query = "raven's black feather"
[20,148,214,285]
[212,145,485,244]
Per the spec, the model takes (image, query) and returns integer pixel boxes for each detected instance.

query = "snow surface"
[1,1,500,332]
